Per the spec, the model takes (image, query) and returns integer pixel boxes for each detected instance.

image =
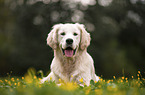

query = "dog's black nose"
[66,39,73,44]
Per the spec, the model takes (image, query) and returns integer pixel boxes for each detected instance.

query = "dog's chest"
[62,62,75,78]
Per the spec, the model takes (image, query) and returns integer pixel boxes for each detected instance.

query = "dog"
[41,23,99,86]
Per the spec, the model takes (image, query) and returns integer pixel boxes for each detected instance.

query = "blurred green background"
[0,0,145,78]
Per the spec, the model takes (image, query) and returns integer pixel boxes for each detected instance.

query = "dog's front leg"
[70,72,91,86]
[40,72,55,83]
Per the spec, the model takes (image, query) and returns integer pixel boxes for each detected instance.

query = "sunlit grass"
[0,68,144,95]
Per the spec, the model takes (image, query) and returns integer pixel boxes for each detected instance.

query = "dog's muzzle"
[61,38,77,57]
[62,47,76,57]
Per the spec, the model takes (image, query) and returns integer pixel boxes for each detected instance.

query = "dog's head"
[47,23,91,57]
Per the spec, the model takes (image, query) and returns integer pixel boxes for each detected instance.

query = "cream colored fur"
[41,23,99,86]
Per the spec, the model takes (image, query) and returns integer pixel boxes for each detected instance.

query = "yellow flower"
[122,77,125,80]
[24,74,33,83]
[113,76,116,79]
[71,75,73,78]
[17,78,19,81]
[103,80,105,82]
[59,78,64,84]
[50,77,52,80]
[79,78,83,83]
[0,80,3,83]
[11,78,15,82]
[18,82,20,86]
[125,78,128,80]
[34,76,37,79]
[107,80,110,83]
[14,83,17,86]
[99,77,101,79]
[138,71,141,74]
[5,79,8,82]
[8,81,11,86]
[132,76,134,78]
[59,79,62,82]
[137,74,139,77]
[121,80,123,83]
[22,77,24,79]
[60,82,78,91]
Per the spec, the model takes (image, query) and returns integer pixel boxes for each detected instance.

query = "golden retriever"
[41,23,99,86]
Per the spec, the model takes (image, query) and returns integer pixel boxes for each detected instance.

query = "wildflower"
[71,75,73,78]
[14,83,17,86]
[132,76,134,78]
[8,81,11,86]
[137,74,139,77]
[59,79,62,82]
[50,77,52,80]
[113,76,116,79]
[22,77,24,79]
[138,71,141,74]
[125,78,128,80]
[0,80,3,83]
[5,79,8,82]
[59,79,64,84]
[24,74,33,83]
[110,80,113,82]
[95,81,97,83]
[122,77,125,80]
[18,82,20,86]
[60,82,78,91]
[107,80,110,83]
[103,80,105,82]
[121,80,123,83]
[126,80,128,83]
[79,78,83,83]
[17,78,19,81]
[34,76,37,79]
[11,78,14,81]
[100,78,103,82]
[38,78,41,81]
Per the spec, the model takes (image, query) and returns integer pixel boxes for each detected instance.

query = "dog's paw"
[39,77,47,84]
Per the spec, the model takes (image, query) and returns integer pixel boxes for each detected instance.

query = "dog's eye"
[61,32,65,36]
[73,33,78,36]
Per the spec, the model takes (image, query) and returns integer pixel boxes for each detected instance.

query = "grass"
[0,68,145,95]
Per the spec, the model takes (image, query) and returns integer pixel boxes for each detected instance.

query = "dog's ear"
[47,24,62,50]
[76,23,91,50]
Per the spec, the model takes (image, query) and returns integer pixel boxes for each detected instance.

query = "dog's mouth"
[62,47,76,57]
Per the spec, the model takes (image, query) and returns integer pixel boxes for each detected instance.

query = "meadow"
[0,68,144,95]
